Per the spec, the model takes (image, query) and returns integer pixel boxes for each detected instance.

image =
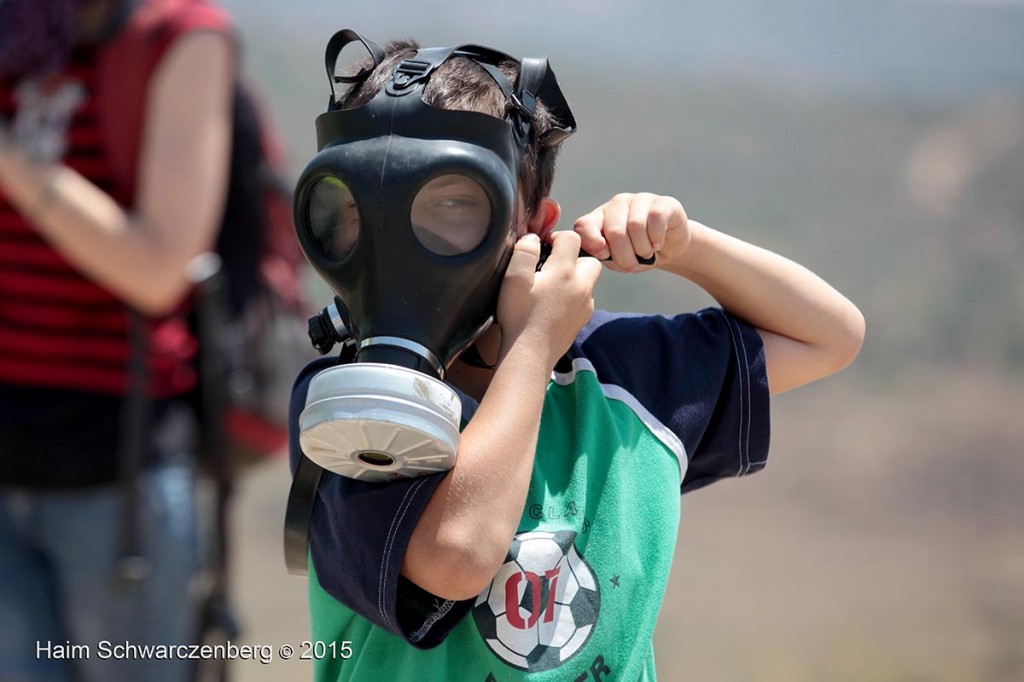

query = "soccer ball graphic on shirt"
[473,530,601,672]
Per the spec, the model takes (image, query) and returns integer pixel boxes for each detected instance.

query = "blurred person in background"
[0,0,234,681]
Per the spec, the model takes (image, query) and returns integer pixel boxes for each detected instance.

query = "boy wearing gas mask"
[286,30,864,681]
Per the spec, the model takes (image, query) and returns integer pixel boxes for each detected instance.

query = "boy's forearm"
[659,220,865,393]
[402,337,550,600]
[402,231,599,600]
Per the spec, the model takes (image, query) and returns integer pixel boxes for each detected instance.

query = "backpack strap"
[96,6,239,674]
[116,310,152,585]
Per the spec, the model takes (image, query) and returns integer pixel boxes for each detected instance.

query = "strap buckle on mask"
[384,46,459,96]
[392,60,431,88]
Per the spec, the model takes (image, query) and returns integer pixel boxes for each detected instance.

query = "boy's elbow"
[420,561,496,602]
[403,537,506,602]
[832,305,866,371]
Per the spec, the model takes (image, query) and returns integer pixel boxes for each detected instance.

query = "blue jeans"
[0,465,199,682]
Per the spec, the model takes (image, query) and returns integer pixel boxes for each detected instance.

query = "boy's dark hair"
[340,40,564,215]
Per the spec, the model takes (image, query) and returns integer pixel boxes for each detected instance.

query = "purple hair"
[0,0,79,83]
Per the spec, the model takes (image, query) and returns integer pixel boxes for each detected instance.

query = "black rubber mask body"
[294,81,521,378]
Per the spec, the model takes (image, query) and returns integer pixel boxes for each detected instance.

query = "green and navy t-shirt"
[288,308,771,681]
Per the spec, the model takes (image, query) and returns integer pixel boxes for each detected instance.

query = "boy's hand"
[573,193,691,272]
[497,231,602,368]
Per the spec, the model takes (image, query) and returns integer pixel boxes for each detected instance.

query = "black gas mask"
[292,30,576,482]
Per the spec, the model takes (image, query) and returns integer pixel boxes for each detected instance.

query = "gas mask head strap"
[516,57,577,147]
[323,29,387,108]
[470,51,578,148]
[322,29,578,146]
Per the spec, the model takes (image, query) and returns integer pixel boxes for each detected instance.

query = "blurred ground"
[226,461,308,681]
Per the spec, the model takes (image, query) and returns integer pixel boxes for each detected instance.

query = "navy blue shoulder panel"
[569,308,771,493]
[288,358,472,647]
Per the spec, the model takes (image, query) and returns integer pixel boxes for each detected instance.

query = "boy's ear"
[526,197,560,241]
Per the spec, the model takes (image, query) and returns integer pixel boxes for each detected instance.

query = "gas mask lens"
[411,174,491,256]
[308,176,360,260]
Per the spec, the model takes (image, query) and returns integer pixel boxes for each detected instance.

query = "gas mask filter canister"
[292,29,576,482]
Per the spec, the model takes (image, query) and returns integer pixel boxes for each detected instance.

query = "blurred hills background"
[216,1,1024,680]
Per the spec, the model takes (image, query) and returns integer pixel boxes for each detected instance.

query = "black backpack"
[190,82,313,473]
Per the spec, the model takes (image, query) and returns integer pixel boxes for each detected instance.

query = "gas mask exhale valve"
[291,29,576,482]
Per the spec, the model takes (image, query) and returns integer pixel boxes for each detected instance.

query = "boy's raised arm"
[574,193,865,394]
[402,230,603,601]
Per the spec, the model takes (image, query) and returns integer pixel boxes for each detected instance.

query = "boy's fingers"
[602,194,639,271]
[573,207,609,259]
[547,229,582,267]
[506,233,541,280]
[649,195,683,250]
[626,192,657,259]
[576,252,603,288]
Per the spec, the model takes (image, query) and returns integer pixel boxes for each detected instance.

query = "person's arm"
[0,31,233,315]
[574,193,865,394]
[401,230,603,601]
